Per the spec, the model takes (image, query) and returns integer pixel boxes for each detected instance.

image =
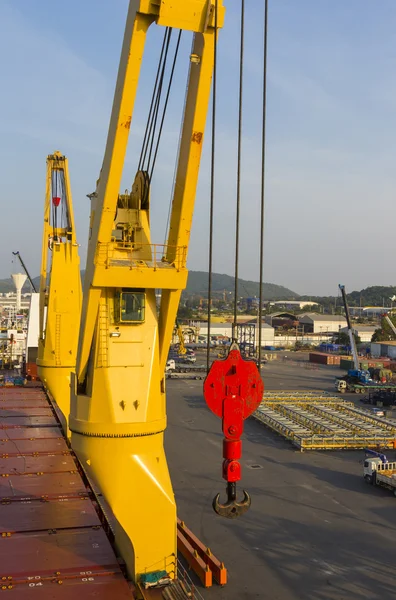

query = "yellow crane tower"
[69,0,225,584]
[37,151,82,435]
[175,320,187,354]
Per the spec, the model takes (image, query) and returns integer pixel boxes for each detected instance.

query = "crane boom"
[12,251,37,292]
[339,284,360,370]
[176,320,187,354]
[70,0,225,582]
[384,314,396,337]
[37,151,82,436]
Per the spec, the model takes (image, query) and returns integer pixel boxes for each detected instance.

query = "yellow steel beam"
[37,152,82,436]
[70,0,225,583]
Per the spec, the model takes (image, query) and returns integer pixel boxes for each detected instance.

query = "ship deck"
[0,384,135,598]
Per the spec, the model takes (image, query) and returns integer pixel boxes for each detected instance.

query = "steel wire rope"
[149,30,182,180]
[232,0,245,343]
[207,0,219,373]
[60,172,64,232]
[140,29,172,172]
[51,169,58,242]
[145,34,172,172]
[258,0,269,371]
[163,36,191,248]
[140,29,181,207]
[138,28,170,171]
[60,170,66,234]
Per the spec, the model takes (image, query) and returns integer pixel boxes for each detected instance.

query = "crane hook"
[212,482,251,519]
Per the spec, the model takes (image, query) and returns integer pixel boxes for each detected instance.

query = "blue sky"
[1,0,396,295]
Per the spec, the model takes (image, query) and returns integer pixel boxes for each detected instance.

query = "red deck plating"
[0,386,134,598]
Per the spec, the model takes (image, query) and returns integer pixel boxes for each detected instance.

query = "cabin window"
[115,291,145,323]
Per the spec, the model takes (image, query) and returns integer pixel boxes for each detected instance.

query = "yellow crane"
[69,0,225,584]
[37,151,82,435]
[175,320,187,354]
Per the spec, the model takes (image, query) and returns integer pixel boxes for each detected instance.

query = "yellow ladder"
[55,314,61,366]
[97,302,109,368]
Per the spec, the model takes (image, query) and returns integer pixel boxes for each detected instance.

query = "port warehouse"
[170,315,381,349]
[190,313,353,348]
[371,341,396,359]
[254,392,396,451]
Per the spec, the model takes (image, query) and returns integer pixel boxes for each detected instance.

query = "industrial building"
[339,325,377,343]
[265,312,298,328]
[298,313,347,334]
[197,321,275,345]
[0,292,31,310]
[371,341,396,359]
[268,300,319,310]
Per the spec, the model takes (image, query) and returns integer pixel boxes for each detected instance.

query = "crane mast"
[37,151,82,435]
[384,314,396,337]
[339,284,360,370]
[70,0,225,582]
[11,251,37,292]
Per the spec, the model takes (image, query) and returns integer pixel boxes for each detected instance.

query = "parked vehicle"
[370,407,385,417]
[165,360,206,380]
[364,455,396,496]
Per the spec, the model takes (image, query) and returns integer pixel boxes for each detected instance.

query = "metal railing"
[96,242,187,271]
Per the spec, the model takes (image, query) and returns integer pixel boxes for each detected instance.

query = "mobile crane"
[384,314,396,337]
[11,251,37,292]
[69,0,225,584]
[175,320,187,354]
[335,284,371,392]
[37,151,82,435]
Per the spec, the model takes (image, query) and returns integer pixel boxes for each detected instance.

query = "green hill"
[0,270,296,301]
[0,275,41,293]
[300,285,396,310]
[185,271,297,300]
[346,286,396,307]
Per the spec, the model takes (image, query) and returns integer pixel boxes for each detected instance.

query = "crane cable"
[51,169,69,243]
[232,0,245,342]
[258,0,269,372]
[138,28,171,171]
[206,0,219,373]
[144,32,171,173]
[138,28,182,206]
[207,1,269,370]
[149,30,182,180]
[51,170,58,242]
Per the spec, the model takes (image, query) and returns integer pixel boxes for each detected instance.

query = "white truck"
[165,359,206,380]
[363,457,396,496]
[166,359,176,372]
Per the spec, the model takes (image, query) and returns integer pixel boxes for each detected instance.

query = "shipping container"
[339,358,390,371]
[309,352,341,365]
[309,352,330,365]
[340,358,354,371]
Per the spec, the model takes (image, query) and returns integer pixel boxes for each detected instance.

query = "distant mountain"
[185,271,297,300]
[0,270,297,301]
[2,272,395,309]
[300,286,396,310]
[347,286,396,307]
[0,275,41,294]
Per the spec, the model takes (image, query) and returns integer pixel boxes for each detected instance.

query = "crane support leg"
[70,289,177,579]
